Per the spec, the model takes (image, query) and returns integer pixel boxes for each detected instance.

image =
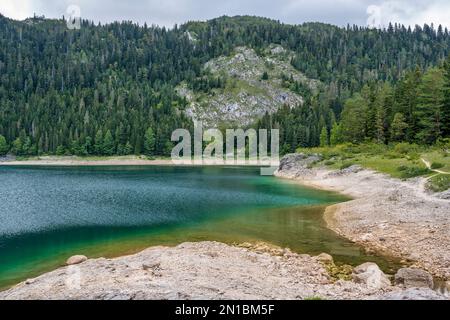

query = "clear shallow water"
[0,166,401,289]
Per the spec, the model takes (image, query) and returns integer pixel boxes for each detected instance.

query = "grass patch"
[431,162,445,170]
[422,151,450,172]
[427,175,450,193]
[304,296,325,301]
[299,142,441,179]
[397,166,431,179]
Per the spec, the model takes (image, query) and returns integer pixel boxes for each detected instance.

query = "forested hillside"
[0,14,449,156]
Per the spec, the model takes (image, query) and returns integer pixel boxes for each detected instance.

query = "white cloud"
[0,0,36,20]
[367,0,450,28]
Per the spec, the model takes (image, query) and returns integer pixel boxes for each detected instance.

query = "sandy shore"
[275,154,450,280]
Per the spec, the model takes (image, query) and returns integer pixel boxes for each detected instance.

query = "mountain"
[0,15,449,156]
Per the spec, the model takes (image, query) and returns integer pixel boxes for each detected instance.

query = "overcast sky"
[1,0,449,28]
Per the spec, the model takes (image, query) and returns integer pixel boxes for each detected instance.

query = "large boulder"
[394,268,434,289]
[66,255,88,266]
[352,262,391,289]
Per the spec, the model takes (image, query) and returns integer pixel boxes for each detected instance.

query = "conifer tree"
[103,130,115,156]
[0,135,8,156]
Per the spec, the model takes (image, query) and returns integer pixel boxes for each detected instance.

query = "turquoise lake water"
[0,166,400,289]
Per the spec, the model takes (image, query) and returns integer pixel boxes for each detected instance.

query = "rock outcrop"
[177,45,318,127]
[276,153,322,178]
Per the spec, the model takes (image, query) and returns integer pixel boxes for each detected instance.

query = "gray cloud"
[0,0,449,28]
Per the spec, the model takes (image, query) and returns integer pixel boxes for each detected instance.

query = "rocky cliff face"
[177,45,319,127]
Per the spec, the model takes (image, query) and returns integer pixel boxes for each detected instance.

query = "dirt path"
[421,158,450,175]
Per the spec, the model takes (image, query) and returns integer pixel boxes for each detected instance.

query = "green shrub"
[394,143,419,155]
[398,166,431,179]
[431,162,445,170]
[384,152,402,159]
[427,175,450,192]
[405,152,420,161]
[324,160,335,166]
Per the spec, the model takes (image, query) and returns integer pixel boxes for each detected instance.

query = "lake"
[0,165,399,289]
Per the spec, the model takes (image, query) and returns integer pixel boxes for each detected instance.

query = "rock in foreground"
[0,242,408,300]
[352,263,391,289]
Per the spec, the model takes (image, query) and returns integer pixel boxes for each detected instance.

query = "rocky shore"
[0,242,446,300]
[275,154,450,281]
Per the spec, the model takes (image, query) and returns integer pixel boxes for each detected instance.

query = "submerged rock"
[394,268,434,289]
[352,263,391,289]
[316,253,334,264]
[66,255,88,265]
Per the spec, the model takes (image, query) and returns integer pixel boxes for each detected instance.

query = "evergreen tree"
[415,67,445,144]
[124,142,133,155]
[103,130,115,156]
[0,135,8,155]
[319,127,329,147]
[340,94,368,143]
[144,127,156,156]
[330,123,343,146]
[56,145,65,156]
[442,56,450,137]
[12,138,23,156]
[375,84,392,144]
[94,130,104,155]
[390,113,409,142]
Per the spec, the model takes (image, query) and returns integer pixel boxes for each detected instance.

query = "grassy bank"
[299,143,450,192]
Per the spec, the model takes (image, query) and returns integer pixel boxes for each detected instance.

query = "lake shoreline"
[3,155,449,280]
[275,154,450,281]
[1,155,449,299]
